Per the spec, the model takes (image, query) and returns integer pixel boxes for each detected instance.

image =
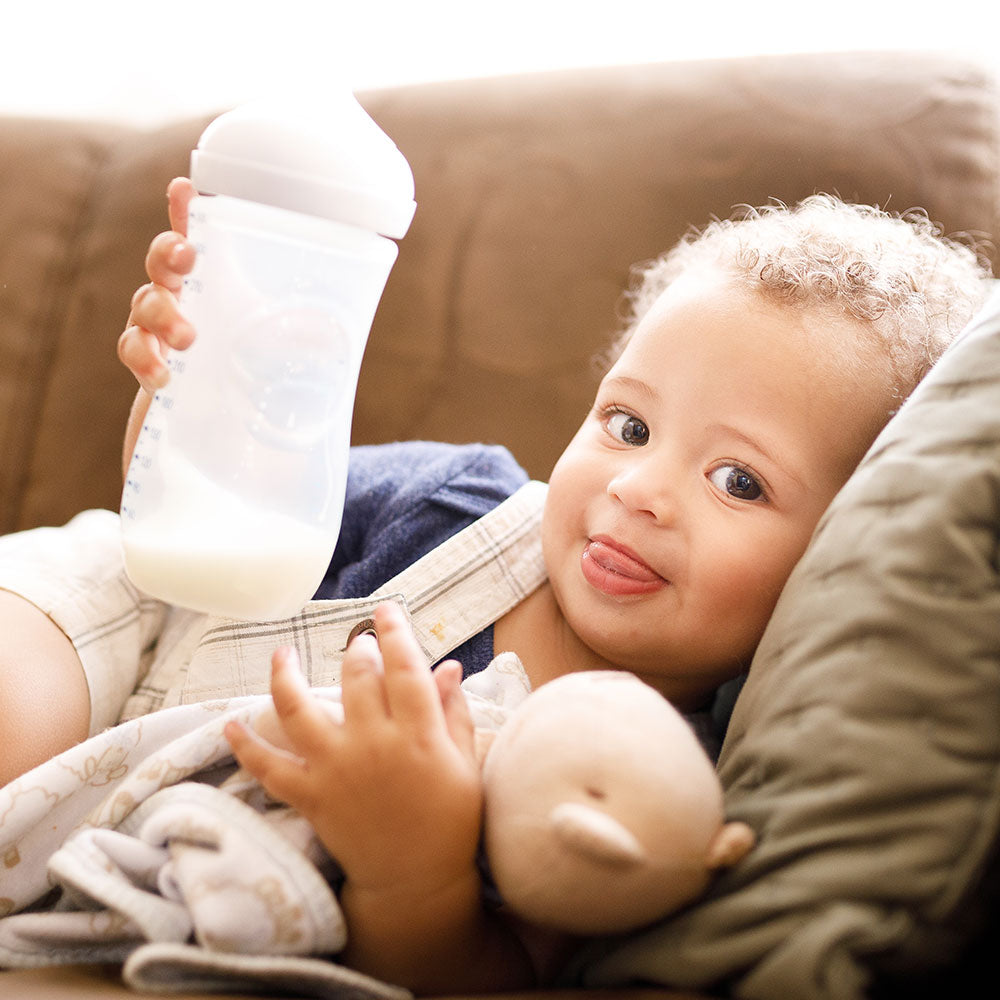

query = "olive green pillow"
[575,284,1000,999]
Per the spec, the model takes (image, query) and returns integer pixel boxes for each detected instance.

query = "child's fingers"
[371,602,441,726]
[127,283,195,351]
[340,632,389,725]
[224,718,306,803]
[166,176,196,236]
[434,659,476,759]
[268,647,339,759]
[117,325,171,394]
[145,230,196,292]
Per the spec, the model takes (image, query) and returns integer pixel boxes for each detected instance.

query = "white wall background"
[3,0,998,125]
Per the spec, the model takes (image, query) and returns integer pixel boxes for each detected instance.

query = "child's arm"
[118,177,197,478]
[225,602,535,994]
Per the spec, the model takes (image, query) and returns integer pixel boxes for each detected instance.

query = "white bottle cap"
[190,96,416,239]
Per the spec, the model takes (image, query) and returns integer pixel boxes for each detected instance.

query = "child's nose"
[606,455,678,524]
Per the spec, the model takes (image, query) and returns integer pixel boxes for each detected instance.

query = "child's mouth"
[581,538,666,597]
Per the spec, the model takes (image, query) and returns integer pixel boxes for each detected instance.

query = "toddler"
[0,180,990,991]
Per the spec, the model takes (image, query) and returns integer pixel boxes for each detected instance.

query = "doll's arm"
[225,602,534,993]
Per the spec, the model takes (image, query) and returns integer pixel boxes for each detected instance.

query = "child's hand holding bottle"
[119,177,198,396]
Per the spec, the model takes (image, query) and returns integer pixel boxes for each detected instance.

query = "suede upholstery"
[1,49,998,1000]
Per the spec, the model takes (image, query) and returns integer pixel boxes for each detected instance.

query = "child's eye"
[708,464,765,502]
[605,411,650,446]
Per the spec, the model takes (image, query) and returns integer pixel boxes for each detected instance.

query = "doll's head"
[481,670,754,935]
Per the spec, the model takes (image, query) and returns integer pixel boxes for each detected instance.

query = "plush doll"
[480,670,755,935]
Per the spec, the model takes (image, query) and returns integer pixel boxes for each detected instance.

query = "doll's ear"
[705,821,756,870]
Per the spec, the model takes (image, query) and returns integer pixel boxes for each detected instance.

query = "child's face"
[542,269,891,707]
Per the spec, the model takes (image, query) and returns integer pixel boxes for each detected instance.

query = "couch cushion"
[0,114,208,534]
[0,118,123,533]
[357,51,1000,482]
[12,117,207,533]
[574,285,1000,998]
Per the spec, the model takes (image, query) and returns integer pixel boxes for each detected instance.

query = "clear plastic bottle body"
[120,194,398,620]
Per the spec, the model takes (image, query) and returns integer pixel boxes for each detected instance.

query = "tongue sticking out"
[586,540,660,581]
[581,540,665,597]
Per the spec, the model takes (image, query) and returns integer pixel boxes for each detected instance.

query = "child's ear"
[705,821,756,870]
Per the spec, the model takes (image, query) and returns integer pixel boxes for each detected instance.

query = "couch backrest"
[1,50,997,533]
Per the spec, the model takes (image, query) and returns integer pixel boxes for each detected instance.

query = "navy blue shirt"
[313,440,529,677]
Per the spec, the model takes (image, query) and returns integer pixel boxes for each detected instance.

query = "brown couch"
[1,50,998,999]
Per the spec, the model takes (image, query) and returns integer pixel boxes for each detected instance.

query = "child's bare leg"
[0,591,89,785]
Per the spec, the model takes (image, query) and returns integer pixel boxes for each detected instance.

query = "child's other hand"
[225,601,483,901]
[118,177,198,394]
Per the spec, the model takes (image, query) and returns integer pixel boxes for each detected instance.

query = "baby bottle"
[120,96,415,620]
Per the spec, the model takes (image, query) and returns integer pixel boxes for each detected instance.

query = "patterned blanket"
[0,656,529,998]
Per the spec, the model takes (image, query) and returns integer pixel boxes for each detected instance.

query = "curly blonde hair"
[613,195,991,398]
